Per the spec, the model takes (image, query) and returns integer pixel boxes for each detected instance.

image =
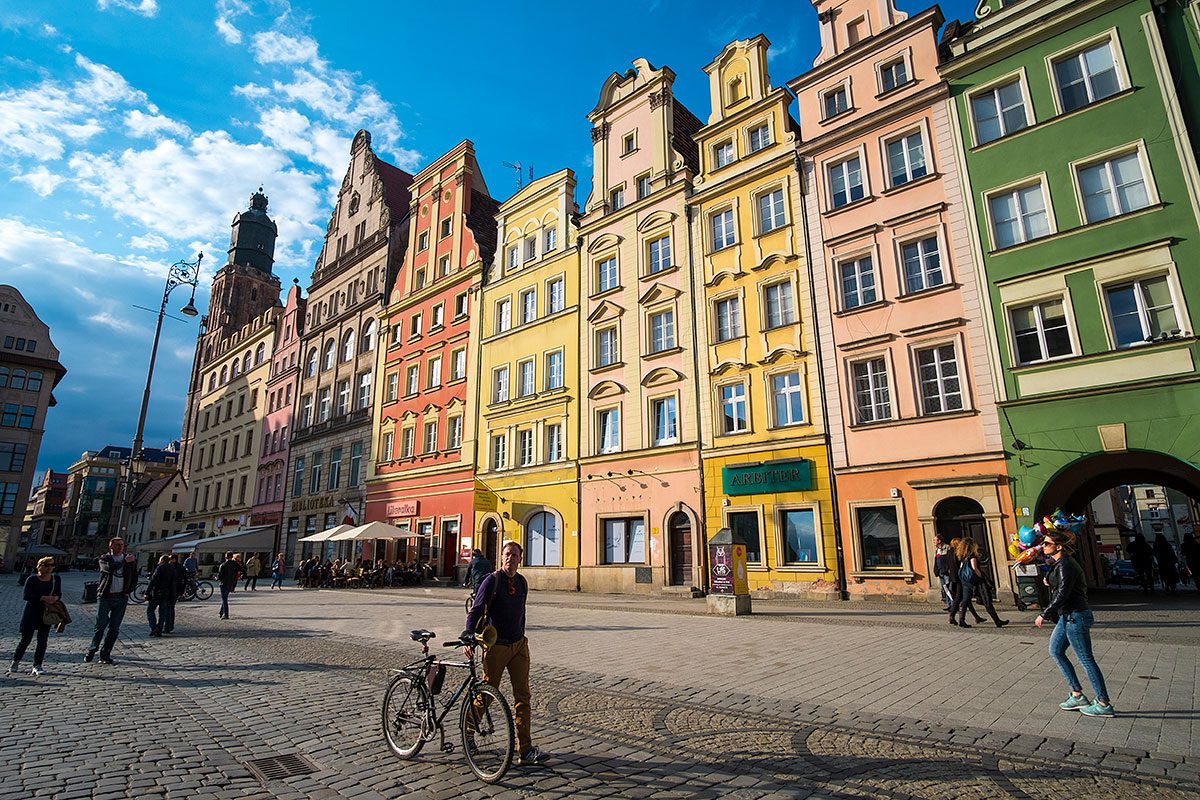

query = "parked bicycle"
[131,575,213,603]
[382,629,514,783]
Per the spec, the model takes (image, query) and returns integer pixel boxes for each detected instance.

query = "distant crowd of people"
[295,557,432,589]
[1126,531,1200,595]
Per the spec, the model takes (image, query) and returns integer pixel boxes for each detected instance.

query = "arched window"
[9,369,25,390]
[323,339,336,370]
[362,319,377,352]
[526,511,561,567]
[255,343,266,365]
[0,367,8,388]
[230,359,240,379]
[341,329,355,362]
[26,371,43,392]
[242,352,252,373]
[207,373,216,392]
[305,348,318,377]
[219,366,228,384]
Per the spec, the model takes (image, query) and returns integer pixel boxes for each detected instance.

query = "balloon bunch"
[1007,510,1086,566]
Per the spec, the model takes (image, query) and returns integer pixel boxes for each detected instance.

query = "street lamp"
[115,252,203,538]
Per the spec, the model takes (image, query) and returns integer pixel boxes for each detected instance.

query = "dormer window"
[846,15,868,47]
[713,140,734,169]
[728,76,745,105]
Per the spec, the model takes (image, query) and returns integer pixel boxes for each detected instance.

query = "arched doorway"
[935,497,994,590]
[481,518,499,565]
[667,511,692,587]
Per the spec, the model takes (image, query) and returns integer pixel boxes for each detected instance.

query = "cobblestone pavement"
[1,574,1198,800]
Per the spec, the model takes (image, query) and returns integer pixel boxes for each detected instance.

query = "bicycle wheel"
[131,583,147,604]
[195,581,214,600]
[182,583,197,601]
[382,674,429,759]
[459,683,514,783]
[464,592,475,613]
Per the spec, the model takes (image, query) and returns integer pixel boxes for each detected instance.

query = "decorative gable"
[588,232,622,254]
[588,380,626,400]
[637,210,676,233]
[641,367,683,388]
[638,283,682,306]
[587,300,625,324]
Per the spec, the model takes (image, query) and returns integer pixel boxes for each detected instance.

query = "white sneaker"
[6,661,18,674]
[30,666,45,676]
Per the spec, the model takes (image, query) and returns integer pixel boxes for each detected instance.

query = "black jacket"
[217,559,242,588]
[97,553,138,597]
[1043,555,1088,624]
[147,564,177,601]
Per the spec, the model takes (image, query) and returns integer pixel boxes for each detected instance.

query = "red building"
[366,141,497,577]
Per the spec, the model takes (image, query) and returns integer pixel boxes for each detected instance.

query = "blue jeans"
[162,600,176,632]
[1049,609,1109,702]
[90,594,128,656]
[145,598,164,632]
[220,584,232,617]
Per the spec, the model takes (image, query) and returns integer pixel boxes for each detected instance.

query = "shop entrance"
[934,497,995,589]
[667,512,692,586]
[481,518,499,566]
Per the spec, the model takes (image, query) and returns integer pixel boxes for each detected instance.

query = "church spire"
[227,186,278,274]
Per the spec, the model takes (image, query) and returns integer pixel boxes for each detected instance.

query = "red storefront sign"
[386,500,419,518]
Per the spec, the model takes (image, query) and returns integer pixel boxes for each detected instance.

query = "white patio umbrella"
[297,524,353,543]
[342,521,412,540]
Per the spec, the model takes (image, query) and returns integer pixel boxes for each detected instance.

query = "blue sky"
[0,0,978,475]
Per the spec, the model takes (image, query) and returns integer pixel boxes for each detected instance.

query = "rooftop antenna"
[502,160,531,190]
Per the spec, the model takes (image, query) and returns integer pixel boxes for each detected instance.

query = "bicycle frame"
[392,640,485,753]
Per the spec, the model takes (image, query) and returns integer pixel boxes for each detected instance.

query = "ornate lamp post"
[115,253,203,538]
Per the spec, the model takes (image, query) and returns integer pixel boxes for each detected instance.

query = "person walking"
[86,537,138,665]
[145,555,175,637]
[932,535,955,611]
[217,551,241,620]
[464,549,493,594]
[463,540,541,766]
[1128,533,1154,594]
[1182,532,1200,592]
[244,553,262,591]
[9,557,62,675]
[1153,537,1179,594]
[969,550,1009,628]
[1036,528,1115,717]
[163,554,184,634]
[270,553,285,590]
[948,538,986,627]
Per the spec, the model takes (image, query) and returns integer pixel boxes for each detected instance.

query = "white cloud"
[0,217,165,278]
[12,167,64,196]
[257,106,350,183]
[125,109,188,138]
[88,310,140,333]
[215,0,250,45]
[96,0,159,17]
[251,31,320,66]
[233,82,270,99]
[128,232,169,250]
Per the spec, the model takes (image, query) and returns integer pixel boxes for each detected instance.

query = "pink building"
[790,0,1013,602]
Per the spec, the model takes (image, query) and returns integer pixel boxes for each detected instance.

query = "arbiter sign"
[721,458,813,496]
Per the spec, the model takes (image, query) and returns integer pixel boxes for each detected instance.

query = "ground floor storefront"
[364,467,474,578]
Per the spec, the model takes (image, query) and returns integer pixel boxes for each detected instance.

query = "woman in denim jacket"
[1035,528,1115,717]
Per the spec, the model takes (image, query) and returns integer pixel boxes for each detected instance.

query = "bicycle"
[181,576,214,601]
[382,629,515,783]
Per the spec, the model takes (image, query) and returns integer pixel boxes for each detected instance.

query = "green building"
[941,0,1200,582]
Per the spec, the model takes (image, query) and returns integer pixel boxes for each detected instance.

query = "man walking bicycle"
[463,540,541,766]
[86,537,138,665]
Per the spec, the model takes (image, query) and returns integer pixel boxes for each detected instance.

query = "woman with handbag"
[8,557,61,676]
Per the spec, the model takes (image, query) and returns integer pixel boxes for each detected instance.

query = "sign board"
[386,500,418,517]
[709,543,749,595]
[722,459,812,496]
[474,487,498,512]
[459,535,473,563]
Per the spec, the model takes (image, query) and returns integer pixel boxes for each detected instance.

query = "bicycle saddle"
[409,629,436,643]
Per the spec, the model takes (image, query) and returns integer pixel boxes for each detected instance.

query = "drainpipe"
[684,199,710,594]
[574,229,584,593]
[797,154,848,601]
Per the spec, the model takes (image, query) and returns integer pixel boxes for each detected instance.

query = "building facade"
[474,169,581,589]
[577,59,706,593]
[127,472,188,570]
[692,37,840,597]
[0,286,65,564]
[790,0,1010,602]
[366,140,496,577]
[941,0,1200,586]
[22,469,66,554]
[288,130,412,557]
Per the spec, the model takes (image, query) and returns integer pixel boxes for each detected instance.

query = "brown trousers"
[480,637,532,753]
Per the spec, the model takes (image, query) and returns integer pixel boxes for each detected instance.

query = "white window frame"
[713,139,735,169]
[769,369,806,427]
[762,280,796,329]
[1101,273,1183,349]
[595,326,618,368]
[597,407,621,454]
[838,253,878,310]
[821,81,851,120]
[983,176,1055,251]
[447,416,463,450]
[406,365,419,396]
[966,70,1033,147]
[710,207,736,251]
[491,434,507,470]
[756,187,786,234]
[545,349,564,390]
[649,394,679,446]
[520,287,537,324]
[546,276,565,314]
[1006,295,1077,366]
[451,348,467,381]
[848,355,893,424]
[1046,30,1129,116]
[876,52,911,94]
[516,428,534,466]
[826,152,866,209]
[747,122,771,153]
[1070,142,1157,225]
[647,234,672,274]
[714,295,743,342]
[719,381,749,435]
[423,420,439,454]
[545,423,564,462]
[882,128,929,188]
[913,342,966,415]
[596,256,619,294]
[897,232,946,295]
[493,366,510,403]
[518,358,535,398]
[427,356,442,389]
[648,308,676,354]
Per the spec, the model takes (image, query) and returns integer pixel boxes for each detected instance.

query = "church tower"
[205,187,282,338]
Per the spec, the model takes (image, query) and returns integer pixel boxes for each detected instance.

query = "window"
[451,348,467,381]
[715,297,742,342]
[517,429,533,466]
[1078,152,1151,223]
[495,299,512,334]
[1054,40,1122,114]
[0,482,19,515]
[336,380,350,416]
[648,235,671,274]
[381,431,394,462]
[544,227,557,252]
[8,370,23,390]
[916,345,964,414]
[1106,276,1179,348]
[427,357,442,389]
[1010,299,1073,364]
[597,257,618,293]
[637,174,652,200]
[431,304,444,329]
[771,371,805,427]
[493,366,510,403]
[523,236,537,263]
[609,188,625,212]
[970,79,1028,145]
[440,218,452,238]
[518,359,535,397]
[711,209,735,250]
[885,131,927,187]
[727,511,762,564]
[823,86,849,119]
[414,268,426,290]
[520,289,537,324]
[424,421,438,454]
[649,309,675,353]
[545,351,564,390]
[317,387,331,422]
[401,427,415,458]
[623,132,636,154]
[596,328,618,368]
[410,313,423,338]
[988,183,1050,248]
[0,442,27,472]
[454,292,469,319]
[447,417,463,450]
[547,278,565,314]
[438,255,451,278]
[309,452,323,494]
[748,123,771,153]
[889,240,942,299]
[713,140,734,169]
[300,395,313,427]
[851,358,891,423]
[764,282,795,328]
[720,383,749,434]
[341,330,355,362]
[546,424,563,462]
[840,255,877,310]
[323,340,335,370]
[828,156,864,208]
[405,365,419,396]
[491,434,507,470]
[417,231,429,251]
[328,446,342,490]
[349,441,363,486]
[651,396,678,445]
[506,246,519,271]
[880,58,909,93]
[778,508,818,565]
[758,189,786,234]
[857,506,902,569]
[603,517,645,564]
[527,511,561,566]
[597,408,621,453]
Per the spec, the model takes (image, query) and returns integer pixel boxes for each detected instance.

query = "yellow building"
[473,169,581,589]
[691,37,840,597]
